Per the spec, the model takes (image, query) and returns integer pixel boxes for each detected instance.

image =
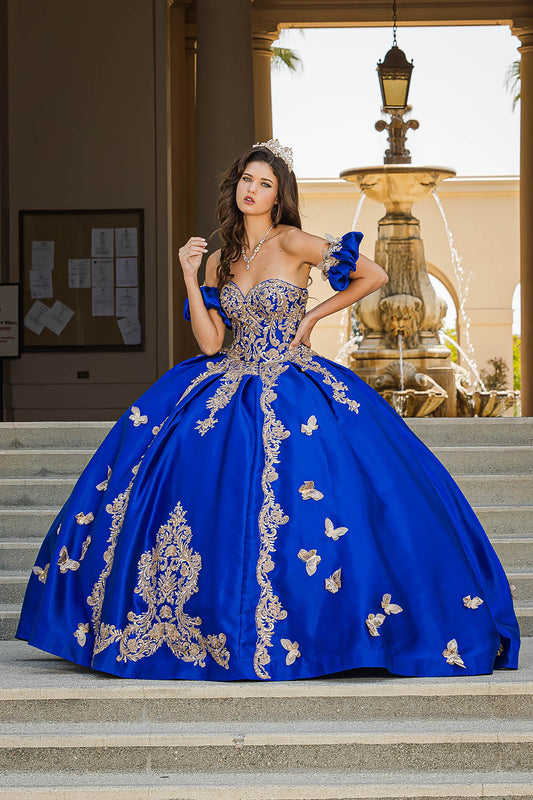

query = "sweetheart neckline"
[226,278,308,300]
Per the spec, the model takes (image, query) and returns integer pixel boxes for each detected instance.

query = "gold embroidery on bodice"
[220,278,309,366]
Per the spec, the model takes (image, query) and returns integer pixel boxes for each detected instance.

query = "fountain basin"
[340,165,456,214]
[382,389,447,418]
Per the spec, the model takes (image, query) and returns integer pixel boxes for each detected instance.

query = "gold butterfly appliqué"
[442,638,466,668]
[280,638,301,665]
[298,548,322,576]
[129,406,148,426]
[325,568,342,594]
[463,595,484,609]
[75,511,94,526]
[324,517,348,540]
[32,563,49,584]
[300,415,319,436]
[57,546,80,573]
[96,466,112,492]
[298,481,324,501]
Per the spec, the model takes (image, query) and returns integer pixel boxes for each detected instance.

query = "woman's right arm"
[179,237,226,356]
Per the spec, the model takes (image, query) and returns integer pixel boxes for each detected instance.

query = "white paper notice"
[68,259,91,288]
[31,241,54,269]
[42,301,75,336]
[117,317,141,346]
[115,227,138,258]
[29,269,53,299]
[116,257,138,287]
[91,228,114,258]
[24,300,50,335]
[116,287,138,318]
[92,286,114,316]
[91,258,114,287]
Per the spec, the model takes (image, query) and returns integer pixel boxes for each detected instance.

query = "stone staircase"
[1,418,532,640]
[0,418,531,799]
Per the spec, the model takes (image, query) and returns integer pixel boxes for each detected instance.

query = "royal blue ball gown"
[16,232,520,680]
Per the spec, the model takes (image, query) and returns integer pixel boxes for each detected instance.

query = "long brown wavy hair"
[213,145,302,290]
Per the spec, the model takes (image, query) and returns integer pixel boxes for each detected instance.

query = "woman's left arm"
[283,229,388,349]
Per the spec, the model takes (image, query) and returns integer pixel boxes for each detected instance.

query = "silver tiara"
[252,138,294,172]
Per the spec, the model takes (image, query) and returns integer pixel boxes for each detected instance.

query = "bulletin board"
[19,209,144,351]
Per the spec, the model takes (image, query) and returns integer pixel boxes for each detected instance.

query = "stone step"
[0,506,530,543]
[0,769,531,800]
[0,422,112,450]
[0,478,75,508]
[407,418,533,447]
[4,604,532,644]
[0,718,531,774]
[6,569,525,610]
[491,537,533,570]
[0,573,26,604]
[0,419,531,452]
[0,509,58,539]
[1,638,531,725]
[474,506,533,536]
[455,474,533,506]
[1,445,531,479]
[1,475,530,513]
[432,446,533,475]
[1,531,530,577]
[0,449,93,478]
[508,571,533,604]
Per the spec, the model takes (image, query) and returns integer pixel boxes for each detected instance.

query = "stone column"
[195,0,255,252]
[252,30,278,142]
[168,0,198,362]
[512,22,533,415]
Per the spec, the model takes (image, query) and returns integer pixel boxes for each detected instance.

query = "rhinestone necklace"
[241,224,274,270]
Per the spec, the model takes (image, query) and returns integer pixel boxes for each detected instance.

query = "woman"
[17,139,520,680]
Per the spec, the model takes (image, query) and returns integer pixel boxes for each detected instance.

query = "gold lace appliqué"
[115,500,230,669]
[88,475,136,655]
[254,359,291,680]
[289,347,361,413]
[195,362,247,435]
[316,233,343,281]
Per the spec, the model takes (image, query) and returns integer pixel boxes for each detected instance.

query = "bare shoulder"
[204,248,222,287]
[279,225,329,265]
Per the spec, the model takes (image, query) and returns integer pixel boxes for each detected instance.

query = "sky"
[271,25,520,178]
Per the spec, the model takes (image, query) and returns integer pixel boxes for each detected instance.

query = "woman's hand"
[178,236,208,278]
[288,312,318,350]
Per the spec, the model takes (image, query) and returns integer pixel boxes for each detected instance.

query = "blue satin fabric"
[184,284,232,329]
[17,233,520,681]
[326,230,364,291]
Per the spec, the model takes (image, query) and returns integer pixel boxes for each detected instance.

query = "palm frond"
[271,46,303,73]
[504,59,521,111]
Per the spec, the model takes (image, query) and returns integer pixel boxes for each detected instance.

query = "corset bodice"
[219,278,309,364]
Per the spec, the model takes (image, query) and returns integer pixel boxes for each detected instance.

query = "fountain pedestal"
[340,165,458,415]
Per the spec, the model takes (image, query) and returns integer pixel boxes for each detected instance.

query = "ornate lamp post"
[375,0,419,164]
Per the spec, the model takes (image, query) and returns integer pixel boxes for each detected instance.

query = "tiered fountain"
[339,40,517,417]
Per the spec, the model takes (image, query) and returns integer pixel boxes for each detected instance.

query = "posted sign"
[0,284,20,358]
